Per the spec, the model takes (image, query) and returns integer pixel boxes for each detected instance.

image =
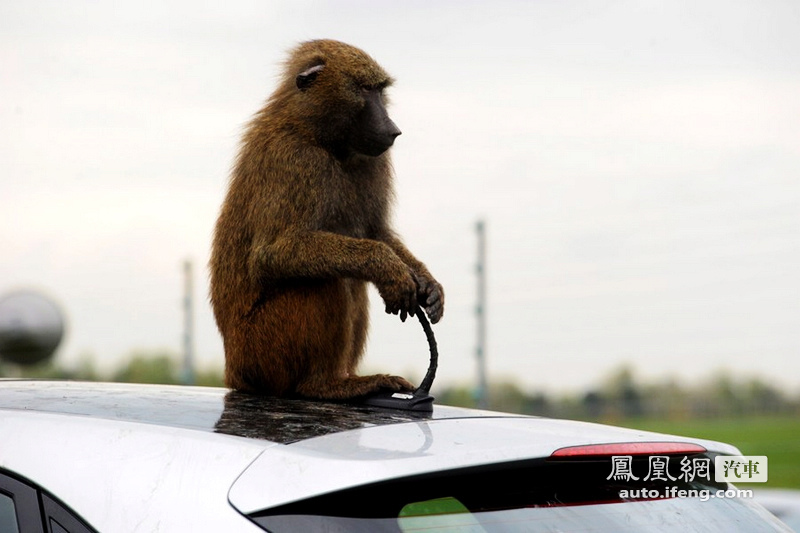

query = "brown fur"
[209,40,444,399]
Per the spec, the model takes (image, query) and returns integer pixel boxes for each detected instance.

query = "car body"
[756,489,800,531]
[0,380,790,532]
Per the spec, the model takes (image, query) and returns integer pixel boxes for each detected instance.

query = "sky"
[1,0,798,395]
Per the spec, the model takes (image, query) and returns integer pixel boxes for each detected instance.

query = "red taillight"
[550,442,707,458]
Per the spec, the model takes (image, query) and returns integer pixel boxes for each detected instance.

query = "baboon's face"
[347,85,401,157]
[294,54,401,158]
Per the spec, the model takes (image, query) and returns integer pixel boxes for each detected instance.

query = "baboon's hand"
[376,268,418,322]
[416,274,444,324]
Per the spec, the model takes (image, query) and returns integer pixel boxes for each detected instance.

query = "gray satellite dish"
[0,290,65,366]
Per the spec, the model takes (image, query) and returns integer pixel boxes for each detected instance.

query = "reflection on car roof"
[0,380,509,444]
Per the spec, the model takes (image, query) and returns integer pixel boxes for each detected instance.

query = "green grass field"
[609,415,800,489]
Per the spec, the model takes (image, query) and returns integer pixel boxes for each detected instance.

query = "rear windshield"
[248,453,788,532]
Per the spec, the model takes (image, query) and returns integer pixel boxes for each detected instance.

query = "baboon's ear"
[296,64,325,91]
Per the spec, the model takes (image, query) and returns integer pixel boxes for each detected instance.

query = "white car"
[757,489,800,532]
[0,380,790,532]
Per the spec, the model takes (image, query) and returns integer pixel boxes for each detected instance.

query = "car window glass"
[0,492,20,533]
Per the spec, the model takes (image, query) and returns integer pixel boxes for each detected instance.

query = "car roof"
[0,379,505,444]
[0,381,743,457]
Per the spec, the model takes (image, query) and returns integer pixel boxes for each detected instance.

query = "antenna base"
[361,390,434,412]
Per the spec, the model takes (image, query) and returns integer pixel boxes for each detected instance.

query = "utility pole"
[181,259,195,385]
[475,220,489,408]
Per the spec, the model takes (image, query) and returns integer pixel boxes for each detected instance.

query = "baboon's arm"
[250,231,418,317]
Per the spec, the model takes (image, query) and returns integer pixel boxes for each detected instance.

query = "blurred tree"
[523,392,552,417]
[643,378,690,420]
[436,386,478,408]
[70,352,101,381]
[488,381,528,414]
[694,371,742,417]
[112,350,179,385]
[742,378,786,414]
[601,364,643,418]
[582,390,606,419]
[194,367,225,387]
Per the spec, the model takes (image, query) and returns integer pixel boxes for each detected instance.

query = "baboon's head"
[279,40,401,158]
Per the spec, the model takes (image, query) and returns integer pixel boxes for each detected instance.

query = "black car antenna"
[361,305,438,412]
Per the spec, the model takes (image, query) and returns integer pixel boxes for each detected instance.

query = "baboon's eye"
[296,64,325,91]
[359,84,386,97]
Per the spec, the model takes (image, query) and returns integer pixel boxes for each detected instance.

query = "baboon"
[209,40,444,400]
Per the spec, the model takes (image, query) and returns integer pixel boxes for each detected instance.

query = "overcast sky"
[1,0,798,394]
